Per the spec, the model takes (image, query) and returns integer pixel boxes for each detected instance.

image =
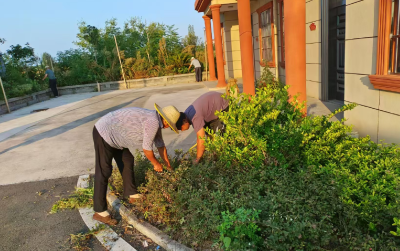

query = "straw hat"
[154,104,180,134]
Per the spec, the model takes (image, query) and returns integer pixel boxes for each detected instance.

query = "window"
[390,0,400,74]
[369,0,400,93]
[257,2,275,67]
[278,0,285,68]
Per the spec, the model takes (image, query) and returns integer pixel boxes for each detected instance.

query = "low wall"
[0,72,209,115]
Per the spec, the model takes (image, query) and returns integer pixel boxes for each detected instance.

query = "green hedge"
[128,69,400,250]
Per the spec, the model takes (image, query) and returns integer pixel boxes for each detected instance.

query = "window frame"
[221,23,226,65]
[278,0,285,68]
[390,0,399,74]
[369,0,400,93]
[257,2,276,68]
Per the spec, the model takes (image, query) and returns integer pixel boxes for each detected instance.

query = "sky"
[0,0,205,57]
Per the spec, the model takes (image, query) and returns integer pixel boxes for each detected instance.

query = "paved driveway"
[0,83,216,250]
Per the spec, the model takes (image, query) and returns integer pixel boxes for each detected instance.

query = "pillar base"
[216,80,226,87]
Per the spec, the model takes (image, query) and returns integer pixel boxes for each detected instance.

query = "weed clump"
[51,179,94,213]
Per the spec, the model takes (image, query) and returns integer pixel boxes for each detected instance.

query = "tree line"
[0,18,206,99]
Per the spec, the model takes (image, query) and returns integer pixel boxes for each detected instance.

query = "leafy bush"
[218,208,262,250]
[113,67,400,250]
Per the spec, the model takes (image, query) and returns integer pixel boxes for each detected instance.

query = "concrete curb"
[106,192,194,251]
[77,175,136,251]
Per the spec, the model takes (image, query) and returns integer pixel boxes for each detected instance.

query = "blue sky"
[0,0,205,57]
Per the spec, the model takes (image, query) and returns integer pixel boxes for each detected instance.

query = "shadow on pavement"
[0,97,144,155]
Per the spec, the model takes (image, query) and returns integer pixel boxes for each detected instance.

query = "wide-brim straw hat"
[154,104,180,134]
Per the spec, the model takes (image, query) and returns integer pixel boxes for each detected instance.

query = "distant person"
[189,57,202,82]
[42,66,59,97]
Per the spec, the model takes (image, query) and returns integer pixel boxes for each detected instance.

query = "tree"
[182,25,200,57]
[41,52,54,69]
[6,43,38,66]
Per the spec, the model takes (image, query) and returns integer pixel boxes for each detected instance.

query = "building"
[194,0,400,145]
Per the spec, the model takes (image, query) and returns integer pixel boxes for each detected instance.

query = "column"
[203,16,217,81]
[237,0,256,95]
[210,4,227,87]
[285,0,307,113]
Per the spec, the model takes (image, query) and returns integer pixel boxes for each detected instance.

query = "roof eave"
[194,0,211,12]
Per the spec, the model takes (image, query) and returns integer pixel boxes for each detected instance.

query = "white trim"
[77,175,136,251]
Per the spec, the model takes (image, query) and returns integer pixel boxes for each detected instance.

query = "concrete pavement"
[0,83,222,251]
[0,84,215,186]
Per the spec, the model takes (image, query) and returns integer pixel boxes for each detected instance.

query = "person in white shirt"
[188,57,202,82]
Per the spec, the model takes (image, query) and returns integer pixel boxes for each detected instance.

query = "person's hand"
[153,162,163,172]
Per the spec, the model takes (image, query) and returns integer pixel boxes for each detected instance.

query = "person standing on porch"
[189,57,202,82]
[42,66,59,97]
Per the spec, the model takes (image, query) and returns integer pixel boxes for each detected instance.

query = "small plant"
[218,208,262,250]
[51,186,94,213]
[256,64,283,91]
[391,218,400,236]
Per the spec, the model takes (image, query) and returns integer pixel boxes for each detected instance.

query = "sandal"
[93,213,118,226]
[129,194,143,204]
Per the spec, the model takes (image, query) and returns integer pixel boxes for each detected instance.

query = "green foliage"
[135,150,187,223]
[6,43,38,66]
[218,208,262,250]
[390,218,400,236]
[51,185,94,213]
[2,18,203,99]
[131,67,400,250]
[182,25,201,57]
[256,64,283,90]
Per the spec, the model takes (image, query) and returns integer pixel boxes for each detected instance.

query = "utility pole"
[114,35,128,89]
[0,77,10,113]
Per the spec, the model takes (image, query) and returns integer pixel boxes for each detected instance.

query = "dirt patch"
[109,209,166,251]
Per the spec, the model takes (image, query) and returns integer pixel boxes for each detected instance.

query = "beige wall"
[305,0,321,99]
[343,0,400,144]
[223,11,242,79]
